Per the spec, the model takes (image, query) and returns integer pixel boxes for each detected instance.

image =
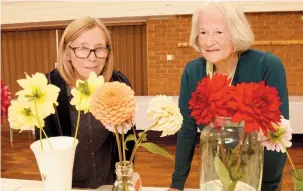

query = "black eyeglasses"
[69,45,111,59]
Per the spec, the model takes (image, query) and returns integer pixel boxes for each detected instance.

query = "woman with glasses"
[169,2,288,191]
[36,16,134,189]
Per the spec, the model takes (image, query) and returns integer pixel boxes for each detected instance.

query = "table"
[0,178,198,191]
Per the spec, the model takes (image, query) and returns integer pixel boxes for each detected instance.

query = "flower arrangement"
[89,82,183,164]
[7,71,183,191]
[88,81,182,190]
[189,73,285,191]
[1,80,12,124]
[8,73,60,150]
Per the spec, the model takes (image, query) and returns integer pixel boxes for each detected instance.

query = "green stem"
[34,101,44,151]
[218,130,226,164]
[129,120,159,163]
[281,142,299,178]
[114,126,123,162]
[42,128,52,150]
[131,121,137,142]
[73,110,81,146]
[122,127,126,165]
[233,132,248,166]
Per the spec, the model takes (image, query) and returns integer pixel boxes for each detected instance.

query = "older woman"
[35,17,134,189]
[169,2,288,191]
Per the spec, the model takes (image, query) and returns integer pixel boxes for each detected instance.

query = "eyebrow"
[77,42,106,47]
[199,28,224,31]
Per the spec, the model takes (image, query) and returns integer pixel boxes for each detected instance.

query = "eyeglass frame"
[68,45,112,59]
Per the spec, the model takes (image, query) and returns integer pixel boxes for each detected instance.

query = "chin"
[204,56,222,64]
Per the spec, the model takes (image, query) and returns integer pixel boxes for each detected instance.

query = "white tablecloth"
[0,178,198,191]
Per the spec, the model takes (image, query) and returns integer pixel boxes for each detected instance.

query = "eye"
[200,31,207,35]
[215,31,223,35]
[78,47,90,51]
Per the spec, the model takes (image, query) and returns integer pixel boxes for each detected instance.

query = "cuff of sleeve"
[170,176,186,190]
[261,182,279,191]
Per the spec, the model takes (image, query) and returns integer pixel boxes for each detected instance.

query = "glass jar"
[199,117,263,191]
[112,161,136,191]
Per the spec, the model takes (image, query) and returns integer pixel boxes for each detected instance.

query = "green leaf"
[124,134,136,151]
[140,142,174,162]
[228,181,237,191]
[214,154,232,191]
[138,132,148,142]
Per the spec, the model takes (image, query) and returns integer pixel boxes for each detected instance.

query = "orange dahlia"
[90,81,136,134]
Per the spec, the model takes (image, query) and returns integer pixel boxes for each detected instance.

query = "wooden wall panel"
[1,29,57,96]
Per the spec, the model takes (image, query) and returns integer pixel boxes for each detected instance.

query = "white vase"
[30,136,79,191]
[200,180,256,191]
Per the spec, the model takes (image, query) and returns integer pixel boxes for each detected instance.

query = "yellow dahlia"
[70,72,104,113]
[16,72,60,119]
[8,99,44,131]
[90,82,136,134]
[147,95,183,137]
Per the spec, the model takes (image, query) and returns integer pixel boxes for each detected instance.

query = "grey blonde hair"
[57,16,114,86]
[189,2,254,52]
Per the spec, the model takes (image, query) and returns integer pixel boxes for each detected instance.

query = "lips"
[85,66,98,70]
[206,49,219,52]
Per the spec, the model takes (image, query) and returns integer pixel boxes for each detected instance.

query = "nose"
[205,35,216,47]
[88,51,97,61]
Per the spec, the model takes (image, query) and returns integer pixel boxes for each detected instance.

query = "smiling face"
[69,26,109,79]
[197,6,234,64]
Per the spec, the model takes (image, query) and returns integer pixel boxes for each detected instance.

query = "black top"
[35,69,135,189]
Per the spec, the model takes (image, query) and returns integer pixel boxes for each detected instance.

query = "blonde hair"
[189,2,254,52]
[57,16,114,86]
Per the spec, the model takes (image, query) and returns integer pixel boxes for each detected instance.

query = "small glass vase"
[112,161,136,191]
[292,169,303,191]
[199,117,263,191]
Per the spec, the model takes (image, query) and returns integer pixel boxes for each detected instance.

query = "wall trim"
[2,1,303,25]
[1,17,147,32]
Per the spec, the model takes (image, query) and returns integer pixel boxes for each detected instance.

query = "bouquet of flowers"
[68,73,183,190]
[8,73,60,150]
[189,73,285,191]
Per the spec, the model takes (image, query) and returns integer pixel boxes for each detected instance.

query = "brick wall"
[147,12,303,96]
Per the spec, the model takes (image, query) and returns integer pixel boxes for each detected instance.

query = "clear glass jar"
[199,117,263,191]
[112,161,136,191]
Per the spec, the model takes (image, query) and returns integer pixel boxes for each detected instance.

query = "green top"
[171,49,289,191]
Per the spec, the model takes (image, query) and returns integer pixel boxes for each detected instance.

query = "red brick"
[147,12,303,96]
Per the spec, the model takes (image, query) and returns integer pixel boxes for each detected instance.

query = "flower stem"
[122,127,126,165]
[218,130,226,163]
[114,126,123,162]
[34,101,44,151]
[129,120,159,163]
[73,110,81,146]
[131,121,137,142]
[233,132,248,166]
[42,128,52,150]
[281,142,299,178]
